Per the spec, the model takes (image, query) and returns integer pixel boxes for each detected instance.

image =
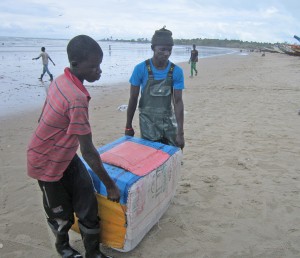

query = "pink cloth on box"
[100,141,170,176]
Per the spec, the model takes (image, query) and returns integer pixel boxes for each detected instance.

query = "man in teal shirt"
[125,27,185,149]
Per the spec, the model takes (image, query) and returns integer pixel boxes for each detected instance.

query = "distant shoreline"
[0,35,279,48]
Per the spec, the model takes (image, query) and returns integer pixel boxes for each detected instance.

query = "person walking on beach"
[124,26,185,149]
[188,44,198,77]
[32,47,55,81]
[27,35,120,258]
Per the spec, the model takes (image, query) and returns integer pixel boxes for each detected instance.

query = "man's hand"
[125,128,135,137]
[176,134,185,149]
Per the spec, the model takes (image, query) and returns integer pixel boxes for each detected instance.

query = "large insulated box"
[72,136,182,252]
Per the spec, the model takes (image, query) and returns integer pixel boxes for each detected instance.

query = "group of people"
[27,27,197,257]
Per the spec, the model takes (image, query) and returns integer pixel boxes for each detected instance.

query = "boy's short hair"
[67,35,103,63]
[41,47,45,51]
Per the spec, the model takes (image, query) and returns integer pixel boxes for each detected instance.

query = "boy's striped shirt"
[27,69,91,181]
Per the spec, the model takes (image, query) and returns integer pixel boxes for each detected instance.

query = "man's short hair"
[151,26,174,46]
[41,47,45,51]
[67,35,103,63]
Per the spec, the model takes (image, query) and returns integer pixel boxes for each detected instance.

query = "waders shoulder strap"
[168,62,175,79]
[145,59,175,80]
[145,59,154,79]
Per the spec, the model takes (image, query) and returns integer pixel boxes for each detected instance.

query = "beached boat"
[261,46,281,53]
[278,44,300,56]
[272,46,284,54]
[290,44,300,52]
[291,48,300,54]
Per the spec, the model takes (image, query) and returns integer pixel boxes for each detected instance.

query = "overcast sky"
[0,0,299,43]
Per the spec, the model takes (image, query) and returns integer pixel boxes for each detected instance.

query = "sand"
[1,52,300,258]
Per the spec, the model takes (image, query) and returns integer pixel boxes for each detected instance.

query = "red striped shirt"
[27,68,91,181]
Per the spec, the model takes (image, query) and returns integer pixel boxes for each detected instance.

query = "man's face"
[77,54,102,83]
[152,45,172,66]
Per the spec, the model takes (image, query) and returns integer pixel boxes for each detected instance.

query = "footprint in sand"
[179,182,191,193]
[201,175,219,184]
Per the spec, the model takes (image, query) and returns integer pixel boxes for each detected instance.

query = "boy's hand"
[107,184,120,203]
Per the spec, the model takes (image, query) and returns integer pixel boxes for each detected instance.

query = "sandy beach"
[1,52,300,258]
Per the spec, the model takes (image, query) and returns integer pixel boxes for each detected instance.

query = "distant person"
[32,47,55,81]
[188,44,198,77]
[125,26,185,149]
[27,35,120,258]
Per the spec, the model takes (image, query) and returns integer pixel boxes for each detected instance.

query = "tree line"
[100,37,276,49]
[174,38,275,49]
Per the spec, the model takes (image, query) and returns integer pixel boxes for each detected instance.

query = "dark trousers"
[38,155,99,233]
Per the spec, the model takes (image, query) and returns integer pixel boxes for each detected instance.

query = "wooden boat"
[261,47,280,53]
[291,47,300,53]
[272,46,284,53]
[278,44,300,56]
[290,44,300,52]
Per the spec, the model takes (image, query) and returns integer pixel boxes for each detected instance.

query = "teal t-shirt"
[129,59,185,92]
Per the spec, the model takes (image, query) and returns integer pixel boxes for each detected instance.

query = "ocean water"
[0,36,237,117]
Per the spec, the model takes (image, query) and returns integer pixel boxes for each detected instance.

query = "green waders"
[138,59,177,146]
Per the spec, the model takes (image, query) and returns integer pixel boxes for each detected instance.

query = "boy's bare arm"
[78,133,120,202]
